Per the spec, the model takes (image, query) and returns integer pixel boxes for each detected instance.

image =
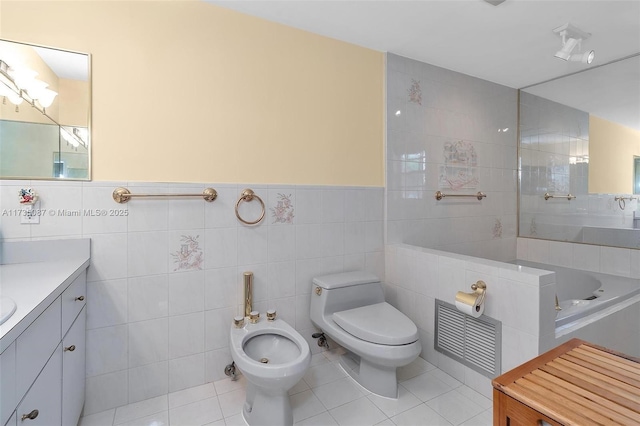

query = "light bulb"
[6,90,22,106]
[37,88,57,108]
[10,67,38,90]
[24,79,48,100]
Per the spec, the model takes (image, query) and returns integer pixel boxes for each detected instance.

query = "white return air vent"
[434,299,501,378]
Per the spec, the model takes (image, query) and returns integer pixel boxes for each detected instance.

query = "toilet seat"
[332,302,418,345]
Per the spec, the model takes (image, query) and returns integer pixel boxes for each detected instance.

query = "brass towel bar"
[614,195,636,210]
[615,196,637,202]
[435,191,486,201]
[544,192,575,201]
[112,187,218,203]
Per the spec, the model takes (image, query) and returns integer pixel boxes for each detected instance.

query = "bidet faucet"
[244,271,253,317]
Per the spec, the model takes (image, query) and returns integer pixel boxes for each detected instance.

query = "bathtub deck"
[492,338,640,425]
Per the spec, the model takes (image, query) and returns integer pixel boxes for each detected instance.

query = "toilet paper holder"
[455,280,487,311]
[470,280,486,305]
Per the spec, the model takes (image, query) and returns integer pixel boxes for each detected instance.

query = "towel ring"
[235,189,265,225]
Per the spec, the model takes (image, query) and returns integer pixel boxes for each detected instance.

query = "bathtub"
[514,260,640,327]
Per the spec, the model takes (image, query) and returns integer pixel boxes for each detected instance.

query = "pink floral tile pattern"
[270,193,294,224]
[439,140,479,190]
[492,219,502,239]
[408,79,422,105]
[171,235,203,271]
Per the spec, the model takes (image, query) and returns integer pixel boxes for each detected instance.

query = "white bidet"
[229,317,310,426]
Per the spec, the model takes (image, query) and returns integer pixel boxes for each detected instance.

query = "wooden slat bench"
[492,338,640,425]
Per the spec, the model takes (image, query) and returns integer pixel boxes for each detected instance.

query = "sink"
[0,297,17,325]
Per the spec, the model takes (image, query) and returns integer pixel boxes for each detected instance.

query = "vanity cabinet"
[0,342,16,426]
[16,298,61,401]
[4,412,16,426]
[62,307,86,426]
[1,272,87,426]
[16,345,62,426]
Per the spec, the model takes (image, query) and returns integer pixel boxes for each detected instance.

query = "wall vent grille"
[434,299,501,378]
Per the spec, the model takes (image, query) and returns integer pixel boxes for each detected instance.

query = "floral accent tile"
[407,79,422,105]
[439,140,479,190]
[270,193,294,224]
[492,219,503,239]
[171,235,203,271]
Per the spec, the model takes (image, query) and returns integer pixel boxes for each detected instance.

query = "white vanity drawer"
[15,344,62,426]
[62,307,85,426]
[15,298,61,401]
[61,272,86,334]
[0,342,16,426]
[4,411,16,426]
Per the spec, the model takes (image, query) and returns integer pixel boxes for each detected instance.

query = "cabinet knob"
[75,296,85,301]
[21,409,39,421]
[64,345,76,352]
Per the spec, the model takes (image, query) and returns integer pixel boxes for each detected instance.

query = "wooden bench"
[492,338,640,425]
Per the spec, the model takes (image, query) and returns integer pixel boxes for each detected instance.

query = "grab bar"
[435,191,486,201]
[112,187,217,203]
[544,192,575,201]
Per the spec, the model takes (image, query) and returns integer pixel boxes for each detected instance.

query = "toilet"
[310,271,421,398]
[229,316,310,426]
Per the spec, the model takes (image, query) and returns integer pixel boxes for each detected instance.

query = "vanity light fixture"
[0,59,58,112]
[0,58,86,149]
[553,23,595,64]
[59,126,88,150]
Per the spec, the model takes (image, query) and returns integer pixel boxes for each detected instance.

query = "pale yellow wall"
[0,1,384,185]
[589,115,640,194]
[59,78,89,127]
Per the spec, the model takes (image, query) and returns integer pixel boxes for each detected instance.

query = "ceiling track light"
[553,23,595,65]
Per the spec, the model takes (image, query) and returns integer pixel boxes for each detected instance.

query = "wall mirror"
[0,39,91,180]
[519,54,640,249]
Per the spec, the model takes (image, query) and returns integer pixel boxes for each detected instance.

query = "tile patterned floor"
[79,350,493,426]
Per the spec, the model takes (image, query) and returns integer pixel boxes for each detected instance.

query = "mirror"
[519,54,640,249]
[0,39,90,180]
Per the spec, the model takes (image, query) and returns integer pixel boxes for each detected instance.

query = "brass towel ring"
[235,189,265,225]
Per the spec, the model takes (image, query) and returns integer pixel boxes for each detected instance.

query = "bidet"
[229,317,310,425]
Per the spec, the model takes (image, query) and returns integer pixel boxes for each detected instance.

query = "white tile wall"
[519,237,640,279]
[519,92,639,248]
[386,53,518,262]
[0,180,384,414]
[385,243,555,398]
[388,239,640,399]
[517,237,640,356]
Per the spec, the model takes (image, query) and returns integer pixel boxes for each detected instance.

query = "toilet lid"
[332,302,418,345]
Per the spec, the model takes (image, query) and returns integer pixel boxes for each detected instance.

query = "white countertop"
[0,252,90,353]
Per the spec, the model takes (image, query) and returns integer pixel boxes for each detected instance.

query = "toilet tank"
[310,271,385,318]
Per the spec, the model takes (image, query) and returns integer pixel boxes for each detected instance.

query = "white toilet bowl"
[310,271,421,398]
[229,317,310,426]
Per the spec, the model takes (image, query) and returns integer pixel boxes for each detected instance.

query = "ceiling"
[33,46,88,81]
[206,0,640,129]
